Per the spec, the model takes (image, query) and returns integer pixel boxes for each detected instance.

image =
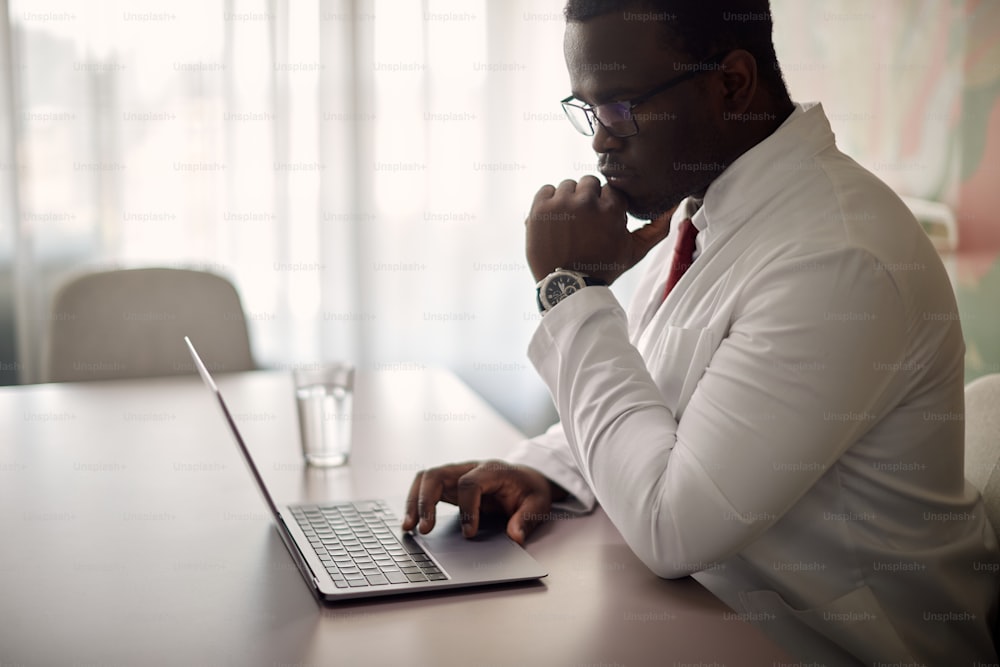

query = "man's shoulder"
[743,145,929,267]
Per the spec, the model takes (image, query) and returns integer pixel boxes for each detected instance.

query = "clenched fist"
[525,175,673,284]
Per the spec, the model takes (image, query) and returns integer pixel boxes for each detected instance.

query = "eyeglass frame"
[560,51,730,138]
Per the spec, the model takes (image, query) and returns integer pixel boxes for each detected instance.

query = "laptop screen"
[184,336,285,523]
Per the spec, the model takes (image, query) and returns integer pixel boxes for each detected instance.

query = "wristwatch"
[536,268,607,315]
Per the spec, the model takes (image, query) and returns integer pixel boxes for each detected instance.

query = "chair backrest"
[966,373,1000,534]
[44,268,255,382]
[965,373,1000,659]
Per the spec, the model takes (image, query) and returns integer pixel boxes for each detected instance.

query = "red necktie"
[662,218,699,302]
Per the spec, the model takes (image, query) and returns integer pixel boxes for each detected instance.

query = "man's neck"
[689,98,796,201]
[733,97,795,159]
[715,98,795,180]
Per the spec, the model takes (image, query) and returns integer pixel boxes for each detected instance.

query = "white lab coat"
[508,103,1000,665]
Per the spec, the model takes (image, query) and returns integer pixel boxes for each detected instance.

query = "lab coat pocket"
[648,326,715,419]
[740,586,914,665]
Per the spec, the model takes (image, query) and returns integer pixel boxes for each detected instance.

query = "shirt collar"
[680,197,706,258]
[699,102,835,238]
[674,102,834,252]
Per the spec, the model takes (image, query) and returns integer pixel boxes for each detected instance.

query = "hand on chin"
[525,175,674,285]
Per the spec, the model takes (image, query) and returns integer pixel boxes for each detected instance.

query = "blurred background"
[1,0,998,436]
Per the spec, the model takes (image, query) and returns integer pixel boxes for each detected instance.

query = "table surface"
[0,368,792,667]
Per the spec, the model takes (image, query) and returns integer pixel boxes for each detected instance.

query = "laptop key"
[403,542,426,554]
[292,501,460,590]
[384,571,409,584]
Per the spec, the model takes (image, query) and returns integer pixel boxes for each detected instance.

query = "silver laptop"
[185,337,547,601]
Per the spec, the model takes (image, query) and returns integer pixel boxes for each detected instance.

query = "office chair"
[966,373,1000,533]
[964,372,1000,647]
[44,267,255,382]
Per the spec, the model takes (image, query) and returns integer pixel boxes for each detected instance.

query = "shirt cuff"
[506,438,596,514]
[529,286,621,369]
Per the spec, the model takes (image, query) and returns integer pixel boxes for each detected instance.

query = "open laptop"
[184,337,547,601]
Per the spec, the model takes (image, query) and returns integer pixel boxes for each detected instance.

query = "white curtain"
[6,0,971,432]
[1,0,626,435]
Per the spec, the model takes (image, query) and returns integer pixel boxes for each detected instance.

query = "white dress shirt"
[508,102,999,665]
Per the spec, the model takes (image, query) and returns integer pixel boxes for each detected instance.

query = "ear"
[718,49,757,115]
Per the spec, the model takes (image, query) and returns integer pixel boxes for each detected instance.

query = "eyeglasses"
[560,52,728,138]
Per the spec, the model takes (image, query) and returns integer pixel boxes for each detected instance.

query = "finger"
[455,466,489,538]
[506,491,552,545]
[598,186,629,228]
[576,174,602,198]
[531,184,556,210]
[416,470,446,534]
[554,178,578,197]
[630,212,675,258]
[600,182,626,205]
[414,462,479,534]
[402,471,424,530]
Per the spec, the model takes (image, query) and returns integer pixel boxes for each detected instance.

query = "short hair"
[564,0,789,99]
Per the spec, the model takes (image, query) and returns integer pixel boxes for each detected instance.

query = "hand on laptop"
[403,460,566,545]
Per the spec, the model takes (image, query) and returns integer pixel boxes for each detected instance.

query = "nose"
[590,121,626,155]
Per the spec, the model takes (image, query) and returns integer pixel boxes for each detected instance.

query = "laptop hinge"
[276,514,319,588]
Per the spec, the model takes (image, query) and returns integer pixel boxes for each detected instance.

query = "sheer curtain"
[1,0,610,435]
[770,0,970,213]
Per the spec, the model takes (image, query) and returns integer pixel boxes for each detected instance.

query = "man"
[403,1,1000,663]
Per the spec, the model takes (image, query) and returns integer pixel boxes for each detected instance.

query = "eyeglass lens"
[593,102,633,135]
[563,101,636,137]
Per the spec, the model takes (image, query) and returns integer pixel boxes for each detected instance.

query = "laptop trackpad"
[409,511,546,583]
[415,511,507,548]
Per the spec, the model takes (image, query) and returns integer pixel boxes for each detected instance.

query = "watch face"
[544,274,584,308]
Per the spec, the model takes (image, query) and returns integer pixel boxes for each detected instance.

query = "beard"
[621,167,722,220]
[619,187,686,222]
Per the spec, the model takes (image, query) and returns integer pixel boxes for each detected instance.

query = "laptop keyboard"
[290,500,448,588]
